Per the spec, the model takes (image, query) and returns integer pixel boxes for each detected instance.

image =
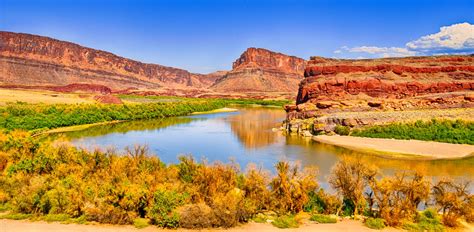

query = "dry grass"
[0,89,93,105]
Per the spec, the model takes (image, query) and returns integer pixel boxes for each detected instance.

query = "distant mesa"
[211,47,306,93]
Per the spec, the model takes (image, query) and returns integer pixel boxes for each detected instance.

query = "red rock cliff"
[297,56,474,104]
[0,31,214,90]
[211,48,306,92]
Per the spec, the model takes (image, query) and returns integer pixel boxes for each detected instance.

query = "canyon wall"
[284,55,474,136]
[297,56,474,104]
[211,48,306,92]
[0,31,216,90]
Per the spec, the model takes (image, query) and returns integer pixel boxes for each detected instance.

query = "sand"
[0,89,93,105]
[313,135,474,159]
[0,219,402,232]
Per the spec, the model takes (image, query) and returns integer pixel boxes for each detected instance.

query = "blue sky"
[1,0,473,73]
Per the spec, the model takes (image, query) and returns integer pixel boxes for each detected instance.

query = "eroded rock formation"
[284,55,474,136]
[297,56,474,104]
[211,48,306,92]
[0,31,217,90]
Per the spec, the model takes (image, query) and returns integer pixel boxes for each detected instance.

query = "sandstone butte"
[0,31,221,91]
[211,47,306,93]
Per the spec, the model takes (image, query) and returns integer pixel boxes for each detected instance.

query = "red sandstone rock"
[297,55,474,104]
[93,95,123,104]
[50,83,112,94]
[465,93,474,101]
[0,31,219,90]
[210,48,306,92]
[284,104,298,112]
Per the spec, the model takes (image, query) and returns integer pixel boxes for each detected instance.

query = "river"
[53,107,474,189]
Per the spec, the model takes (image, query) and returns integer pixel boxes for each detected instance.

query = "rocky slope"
[211,48,306,92]
[0,31,218,90]
[284,55,474,135]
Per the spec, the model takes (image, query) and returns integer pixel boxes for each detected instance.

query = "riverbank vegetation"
[117,94,291,107]
[0,97,290,133]
[351,119,474,145]
[0,131,472,230]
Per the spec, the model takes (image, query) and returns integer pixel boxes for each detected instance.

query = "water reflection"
[228,107,285,148]
[55,107,473,187]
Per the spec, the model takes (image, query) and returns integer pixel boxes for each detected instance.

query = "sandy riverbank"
[313,135,474,159]
[0,219,402,232]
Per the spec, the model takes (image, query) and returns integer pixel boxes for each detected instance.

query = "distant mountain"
[0,32,309,96]
[0,31,218,90]
[211,48,306,93]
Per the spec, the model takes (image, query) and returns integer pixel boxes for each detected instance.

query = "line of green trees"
[0,98,291,133]
[0,131,472,229]
[0,101,227,132]
[117,94,291,107]
[351,119,474,145]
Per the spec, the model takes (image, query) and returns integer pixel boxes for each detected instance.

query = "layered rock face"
[297,56,474,104]
[211,48,306,92]
[0,31,215,90]
[284,55,474,136]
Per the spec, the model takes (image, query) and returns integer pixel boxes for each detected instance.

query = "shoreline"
[313,135,474,159]
[34,107,239,136]
[190,107,238,115]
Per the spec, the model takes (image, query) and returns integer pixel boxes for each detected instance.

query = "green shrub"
[147,190,188,228]
[364,218,386,230]
[402,209,445,232]
[310,214,337,223]
[133,218,150,229]
[0,213,32,220]
[42,213,70,222]
[352,119,474,145]
[271,215,299,228]
[68,215,87,224]
[252,213,270,223]
[0,203,10,212]
[334,125,350,135]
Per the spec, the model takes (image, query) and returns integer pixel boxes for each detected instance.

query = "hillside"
[0,31,218,90]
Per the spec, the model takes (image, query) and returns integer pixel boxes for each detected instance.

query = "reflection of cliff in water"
[228,107,286,149]
[54,117,198,140]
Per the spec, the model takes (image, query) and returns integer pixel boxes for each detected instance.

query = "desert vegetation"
[0,131,472,229]
[351,119,474,145]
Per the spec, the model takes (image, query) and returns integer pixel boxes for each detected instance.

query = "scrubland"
[0,131,472,230]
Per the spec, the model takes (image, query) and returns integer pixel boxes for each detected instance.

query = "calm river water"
[54,107,473,189]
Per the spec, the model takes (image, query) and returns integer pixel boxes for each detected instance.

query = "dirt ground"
[0,219,402,232]
[0,89,93,105]
[313,135,474,159]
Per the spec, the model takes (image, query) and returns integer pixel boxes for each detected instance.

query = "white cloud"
[406,22,474,53]
[346,46,416,57]
[334,22,474,58]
